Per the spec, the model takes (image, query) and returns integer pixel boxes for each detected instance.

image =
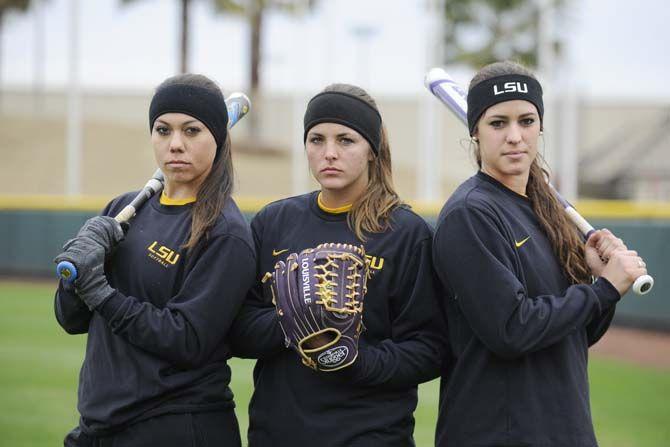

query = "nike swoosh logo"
[515,236,531,248]
[272,248,289,256]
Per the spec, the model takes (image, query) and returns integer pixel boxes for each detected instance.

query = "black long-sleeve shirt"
[54,192,256,435]
[433,171,619,447]
[230,191,446,447]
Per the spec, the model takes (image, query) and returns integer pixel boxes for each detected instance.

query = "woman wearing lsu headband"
[229,83,446,446]
[432,61,647,446]
[54,74,255,446]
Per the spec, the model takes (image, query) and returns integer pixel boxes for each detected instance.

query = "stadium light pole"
[291,14,308,196]
[536,0,557,181]
[33,0,45,114]
[556,1,578,202]
[350,24,377,89]
[66,0,82,196]
[537,0,578,201]
[418,0,445,203]
[536,0,576,201]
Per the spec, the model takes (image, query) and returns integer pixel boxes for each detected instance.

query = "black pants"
[64,410,242,447]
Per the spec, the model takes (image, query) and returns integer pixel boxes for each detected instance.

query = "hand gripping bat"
[424,68,654,295]
[56,93,251,283]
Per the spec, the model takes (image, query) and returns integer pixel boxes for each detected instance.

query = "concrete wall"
[2,89,669,201]
[1,208,668,330]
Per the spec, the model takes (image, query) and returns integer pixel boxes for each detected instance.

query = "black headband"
[467,74,544,136]
[149,83,228,151]
[303,91,382,155]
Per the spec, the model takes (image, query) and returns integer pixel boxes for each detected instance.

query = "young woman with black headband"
[432,61,647,446]
[54,74,255,446]
[230,83,446,446]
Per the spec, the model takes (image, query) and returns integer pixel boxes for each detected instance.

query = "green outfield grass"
[1,281,669,446]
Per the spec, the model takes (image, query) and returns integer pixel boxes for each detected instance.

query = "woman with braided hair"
[230,83,446,446]
[432,60,648,446]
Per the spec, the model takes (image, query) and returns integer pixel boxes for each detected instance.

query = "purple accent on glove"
[269,243,368,372]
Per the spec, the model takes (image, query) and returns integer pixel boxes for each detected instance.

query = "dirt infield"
[591,326,670,370]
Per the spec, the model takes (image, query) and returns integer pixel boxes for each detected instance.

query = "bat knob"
[424,67,449,89]
[632,274,654,295]
[56,261,78,283]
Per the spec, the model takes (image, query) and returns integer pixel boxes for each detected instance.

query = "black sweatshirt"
[54,192,256,435]
[229,191,446,447]
[432,171,619,447]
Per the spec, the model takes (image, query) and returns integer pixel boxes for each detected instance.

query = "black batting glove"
[54,216,124,310]
[66,216,125,255]
[54,238,116,310]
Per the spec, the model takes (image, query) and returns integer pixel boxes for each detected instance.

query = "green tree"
[443,0,564,68]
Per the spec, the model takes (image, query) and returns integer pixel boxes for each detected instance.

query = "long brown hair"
[153,74,234,250]
[320,84,404,241]
[469,61,590,284]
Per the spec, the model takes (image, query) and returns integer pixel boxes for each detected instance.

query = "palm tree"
[212,0,315,137]
[219,0,315,95]
[122,0,314,139]
[443,0,565,69]
[121,0,191,73]
[122,0,314,91]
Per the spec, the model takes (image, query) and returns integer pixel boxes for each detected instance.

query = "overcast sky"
[2,0,669,100]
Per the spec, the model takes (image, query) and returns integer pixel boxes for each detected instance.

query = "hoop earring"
[471,137,479,143]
